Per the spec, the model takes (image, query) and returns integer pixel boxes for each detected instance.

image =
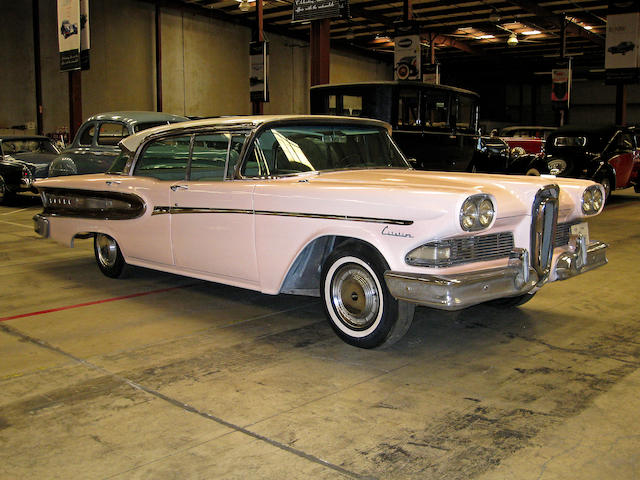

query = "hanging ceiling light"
[507,33,518,46]
[238,0,250,12]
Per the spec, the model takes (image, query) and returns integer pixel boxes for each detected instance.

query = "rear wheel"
[526,167,541,176]
[321,244,415,348]
[94,233,128,278]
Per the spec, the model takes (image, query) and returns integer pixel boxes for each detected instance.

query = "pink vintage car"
[33,116,608,348]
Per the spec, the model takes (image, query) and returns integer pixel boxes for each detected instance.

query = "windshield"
[550,134,608,153]
[2,139,58,155]
[241,125,408,177]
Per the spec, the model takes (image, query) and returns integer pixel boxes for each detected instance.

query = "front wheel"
[598,177,612,203]
[488,292,536,307]
[94,233,128,278]
[321,245,415,348]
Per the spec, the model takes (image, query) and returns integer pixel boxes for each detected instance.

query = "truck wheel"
[321,244,414,348]
[94,233,128,278]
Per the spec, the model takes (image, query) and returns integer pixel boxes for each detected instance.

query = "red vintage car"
[499,125,557,157]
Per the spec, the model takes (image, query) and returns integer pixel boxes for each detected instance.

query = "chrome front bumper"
[385,240,608,311]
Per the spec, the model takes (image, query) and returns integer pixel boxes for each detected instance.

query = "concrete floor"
[1,189,639,480]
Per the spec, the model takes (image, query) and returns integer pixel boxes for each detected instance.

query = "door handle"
[105,180,121,185]
[170,184,189,191]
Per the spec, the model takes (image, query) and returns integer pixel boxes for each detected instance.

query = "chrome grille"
[531,185,559,282]
[554,222,578,247]
[412,232,515,268]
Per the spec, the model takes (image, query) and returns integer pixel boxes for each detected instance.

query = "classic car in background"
[310,81,483,172]
[48,111,188,177]
[499,125,557,157]
[34,115,608,348]
[0,135,60,203]
[515,125,640,199]
[471,136,511,172]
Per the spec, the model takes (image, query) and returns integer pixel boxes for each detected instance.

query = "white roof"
[119,115,390,152]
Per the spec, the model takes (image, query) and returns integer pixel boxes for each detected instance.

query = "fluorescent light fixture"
[522,30,541,35]
[476,34,495,39]
[584,25,593,30]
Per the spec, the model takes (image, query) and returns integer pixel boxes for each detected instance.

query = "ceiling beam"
[506,0,605,47]
[349,3,482,56]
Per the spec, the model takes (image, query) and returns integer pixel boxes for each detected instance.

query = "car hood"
[254,169,593,224]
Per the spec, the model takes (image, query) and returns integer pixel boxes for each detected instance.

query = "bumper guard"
[385,239,608,311]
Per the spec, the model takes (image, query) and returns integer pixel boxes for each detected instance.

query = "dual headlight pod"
[582,185,603,215]
[460,194,495,231]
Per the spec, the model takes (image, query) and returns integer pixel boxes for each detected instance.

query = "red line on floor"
[0,284,197,323]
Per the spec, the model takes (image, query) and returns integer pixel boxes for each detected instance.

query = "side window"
[134,135,191,181]
[423,92,449,128]
[190,134,231,182]
[78,124,95,146]
[328,95,337,115]
[241,129,315,178]
[97,122,129,146]
[455,95,475,130]
[227,135,246,179]
[242,131,275,177]
[342,95,363,117]
[397,90,421,126]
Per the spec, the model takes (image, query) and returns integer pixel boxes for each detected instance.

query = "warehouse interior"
[1,1,640,479]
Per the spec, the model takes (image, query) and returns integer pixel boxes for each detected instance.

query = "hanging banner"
[394,35,421,81]
[605,1,640,84]
[80,0,90,70]
[551,57,572,111]
[292,0,348,23]
[250,41,269,103]
[57,0,81,72]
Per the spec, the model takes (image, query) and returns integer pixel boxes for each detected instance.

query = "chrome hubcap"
[331,264,379,330]
[96,234,117,267]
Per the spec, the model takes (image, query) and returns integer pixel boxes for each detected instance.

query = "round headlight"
[460,195,494,231]
[582,189,593,213]
[582,185,604,214]
[591,188,603,211]
[460,199,478,231]
[478,198,495,227]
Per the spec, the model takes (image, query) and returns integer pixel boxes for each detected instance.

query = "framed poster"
[57,0,81,71]
[250,41,269,103]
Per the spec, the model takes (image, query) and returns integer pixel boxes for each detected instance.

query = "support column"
[68,71,82,139]
[616,83,627,125]
[252,0,264,115]
[310,19,330,86]
[155,5,163,112]
[32,0,43,135]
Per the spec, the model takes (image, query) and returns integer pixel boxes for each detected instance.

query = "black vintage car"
[310,81,487,172]
[513,125,640,200]
[0,136,60,204]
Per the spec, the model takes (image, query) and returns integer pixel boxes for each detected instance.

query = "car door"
[169,132,259,282]
[114,134,192,266]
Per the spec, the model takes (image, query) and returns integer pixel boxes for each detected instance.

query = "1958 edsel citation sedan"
[33,115,608,348]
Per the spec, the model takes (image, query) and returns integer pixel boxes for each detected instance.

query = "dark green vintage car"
[48,111,188,177]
